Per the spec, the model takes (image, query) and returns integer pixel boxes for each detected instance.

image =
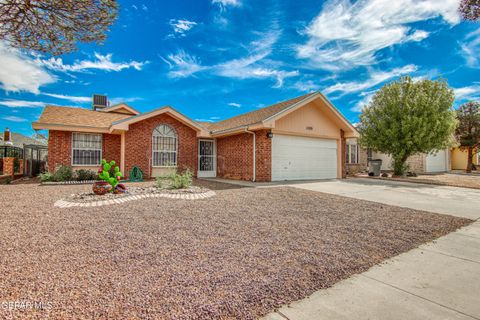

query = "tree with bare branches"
[459,0,480,21]
[0,0,118,55]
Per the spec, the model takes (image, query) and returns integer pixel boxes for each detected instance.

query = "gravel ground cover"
[361,173,480,189]
[0,181,471,319]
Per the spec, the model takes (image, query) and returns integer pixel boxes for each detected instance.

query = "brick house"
[32,92,358,182]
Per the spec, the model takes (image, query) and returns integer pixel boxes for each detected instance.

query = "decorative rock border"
[54,190,216,208]
[42,180,100,185]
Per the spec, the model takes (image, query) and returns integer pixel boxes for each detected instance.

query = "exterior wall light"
[266,132,273,139]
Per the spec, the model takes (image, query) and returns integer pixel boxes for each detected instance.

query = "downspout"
[245,128,256,182]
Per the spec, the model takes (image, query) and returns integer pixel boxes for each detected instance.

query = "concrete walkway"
[260,178,480,320]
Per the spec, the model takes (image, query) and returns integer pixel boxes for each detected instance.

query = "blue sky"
[0,0,479,136]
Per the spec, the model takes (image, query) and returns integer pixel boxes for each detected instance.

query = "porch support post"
[120,132,125,175]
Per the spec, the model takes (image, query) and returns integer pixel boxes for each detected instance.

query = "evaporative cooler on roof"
[93,94,108,111]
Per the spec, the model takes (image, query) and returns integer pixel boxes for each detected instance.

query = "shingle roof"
[0,132,47,147]
[207,92,317,132]
[36,105,132,129]
[33,92,323,133]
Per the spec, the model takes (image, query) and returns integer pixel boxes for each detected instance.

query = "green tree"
[455,101,480,173]
[358,77,457,176]
[0,0,118,55]
[459,0,480,21]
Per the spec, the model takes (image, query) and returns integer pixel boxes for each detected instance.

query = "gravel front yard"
[365,173,480,189]
[0,181,470,319]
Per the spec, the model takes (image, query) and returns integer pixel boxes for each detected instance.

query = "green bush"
[53,165,73,182]
[75,169,98,181]
[39,172,54,182]
[155,169,193,189]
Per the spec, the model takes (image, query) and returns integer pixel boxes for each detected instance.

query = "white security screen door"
[198,140,216,178]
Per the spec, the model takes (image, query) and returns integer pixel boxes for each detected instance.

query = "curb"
[54,190,216,208]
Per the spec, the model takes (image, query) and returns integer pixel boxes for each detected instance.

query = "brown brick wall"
[48,130,121,172]
[216,130,272,182]
[406,154,425,173]
[255,130,272,182]
[48,130,71,172]
[103,134,121,167]
[124,113,198,178]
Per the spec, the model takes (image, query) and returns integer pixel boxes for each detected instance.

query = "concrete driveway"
[263,178,480,320]
[292,178,480,219]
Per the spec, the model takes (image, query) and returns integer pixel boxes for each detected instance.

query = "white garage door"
[426,149,447,173]
[272,135,337,181]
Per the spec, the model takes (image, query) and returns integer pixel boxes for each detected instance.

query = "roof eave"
[32,122,111,133]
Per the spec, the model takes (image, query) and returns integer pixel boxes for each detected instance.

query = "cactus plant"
[97,159,123,192]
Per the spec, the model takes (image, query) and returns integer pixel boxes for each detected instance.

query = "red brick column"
[3,157,14,176]
[255,130,272,182]
[340,129,346,179]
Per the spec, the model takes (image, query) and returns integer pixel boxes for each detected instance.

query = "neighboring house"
[32,92,358,182]
[345,141,451,174]
[0,129,47,148]
[451,147,479,170]
[0,128,47,178]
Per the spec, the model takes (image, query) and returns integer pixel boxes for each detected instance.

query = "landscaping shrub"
[75,169,98,181]
[155,169,193,189]
[0,176,12,185]
[53,165,73,182]
[39,172,54,182]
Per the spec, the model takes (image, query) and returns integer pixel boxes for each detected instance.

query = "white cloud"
[2,115,28,122]
[351,92,375,112]
[212,0,241,8]
[324,64,417,94]
[109,96,143,105]
[195,116,221,123]
[162,51,206,78]
[163,30,299,87]
[296,0,460,71]
[460,29,480,68]
[454,85,480,101]
[292,80,320,92]
[41,93,90,103]
[408,30,430,42]
[0,42,55,93]
[228,102,241,108]
[37,53,147,73]
[169,19,197,37]
[0,99,46,108]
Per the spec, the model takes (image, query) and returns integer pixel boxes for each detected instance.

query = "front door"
[198,139,216,178]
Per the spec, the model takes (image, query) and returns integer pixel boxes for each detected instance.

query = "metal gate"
[23,144,48,177]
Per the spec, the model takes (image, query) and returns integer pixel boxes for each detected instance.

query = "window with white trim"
[346,141,359,164]
[152,124,177,167]
[72,133,102,165]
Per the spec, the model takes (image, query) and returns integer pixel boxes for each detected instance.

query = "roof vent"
[93,94,108,111]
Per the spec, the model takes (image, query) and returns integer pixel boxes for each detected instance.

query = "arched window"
[152,124,177,167]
